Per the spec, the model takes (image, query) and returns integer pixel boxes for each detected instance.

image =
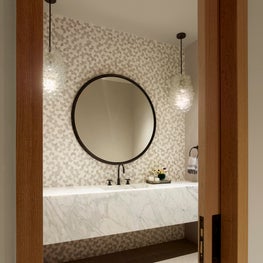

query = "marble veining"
[43,182,198,245]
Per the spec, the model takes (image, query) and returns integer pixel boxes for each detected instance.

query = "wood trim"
[198,0,220,261]
[16,0,43,262]
[199,0,248,262]
[220,0,248,262]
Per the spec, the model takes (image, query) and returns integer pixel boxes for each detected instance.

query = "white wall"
[248,1,263,262]
[184,41,198,182]
[0,0,16,261]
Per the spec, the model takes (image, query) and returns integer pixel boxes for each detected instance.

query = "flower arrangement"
[150,168,167,180]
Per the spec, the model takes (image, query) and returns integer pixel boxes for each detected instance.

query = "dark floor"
[67,239,197,263]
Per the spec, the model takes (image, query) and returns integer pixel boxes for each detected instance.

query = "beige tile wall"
[43,14,186,187]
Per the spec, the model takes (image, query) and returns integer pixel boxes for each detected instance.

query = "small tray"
[146,179,171,184]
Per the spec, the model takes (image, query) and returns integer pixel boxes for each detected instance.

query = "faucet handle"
[125,178,131,185]
[107,179,113,186]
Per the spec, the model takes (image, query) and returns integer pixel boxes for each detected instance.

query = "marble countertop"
[44,181,198,196]
[43,181,198,244]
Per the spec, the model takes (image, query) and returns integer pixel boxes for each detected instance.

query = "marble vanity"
[43,181,198,245]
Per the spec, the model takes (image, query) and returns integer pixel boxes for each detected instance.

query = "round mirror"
[71,74,156,164]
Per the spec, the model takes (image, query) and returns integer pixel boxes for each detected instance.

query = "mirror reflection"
[72,74,156,164]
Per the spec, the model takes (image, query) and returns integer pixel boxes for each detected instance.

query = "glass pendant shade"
[43,50,65,93]
[170,74,194,112]
[170,32,194,112]
[43,0,65,93]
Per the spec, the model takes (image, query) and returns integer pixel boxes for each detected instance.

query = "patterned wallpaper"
[44,225,184,263]
[43,14,185,187]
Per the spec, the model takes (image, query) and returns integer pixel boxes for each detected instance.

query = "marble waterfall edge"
[43,181,198,245]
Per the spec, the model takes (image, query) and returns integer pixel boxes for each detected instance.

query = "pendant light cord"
[177,32,185,75]
[180,38,182,75]
[48,1,52,53]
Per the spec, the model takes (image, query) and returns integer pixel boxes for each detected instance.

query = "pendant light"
[170,32,194,112]
[43,0,65,93]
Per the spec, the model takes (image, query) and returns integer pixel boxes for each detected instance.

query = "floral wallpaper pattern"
[43,13,185,188]
[44,224,184,263]
[43,13,188,262]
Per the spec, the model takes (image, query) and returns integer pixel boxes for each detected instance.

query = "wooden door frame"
[16,0,43,261]
[198,0,248,262]
[220,0,248,262]
[198,0,221,261]
[16,0,248,262]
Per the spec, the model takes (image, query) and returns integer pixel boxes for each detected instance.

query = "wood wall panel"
[16,0,43,262]
[198,0,220,261]
[220,0,248,262]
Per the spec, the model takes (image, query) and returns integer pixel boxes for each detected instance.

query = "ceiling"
[45,0,197,46]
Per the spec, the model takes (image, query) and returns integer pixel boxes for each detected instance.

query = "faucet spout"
[117,164,125,185]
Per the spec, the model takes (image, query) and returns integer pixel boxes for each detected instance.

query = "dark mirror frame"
[71,74,156,165]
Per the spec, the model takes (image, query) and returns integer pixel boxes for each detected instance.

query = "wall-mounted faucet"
[117,164,125,185]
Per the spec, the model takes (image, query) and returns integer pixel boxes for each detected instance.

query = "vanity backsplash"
[43,13,185,187]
